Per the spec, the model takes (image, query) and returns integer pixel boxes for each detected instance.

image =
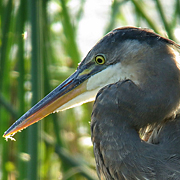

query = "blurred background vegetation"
[0,0,180,179]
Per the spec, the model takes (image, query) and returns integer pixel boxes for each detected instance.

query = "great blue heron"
[4,27,180,179]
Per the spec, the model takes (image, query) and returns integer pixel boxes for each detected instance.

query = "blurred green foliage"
[0,0,180,179]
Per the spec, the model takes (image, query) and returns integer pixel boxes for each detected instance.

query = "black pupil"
[97,57,103,64]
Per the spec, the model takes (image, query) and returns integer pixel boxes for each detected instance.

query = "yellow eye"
[95,55,106,65]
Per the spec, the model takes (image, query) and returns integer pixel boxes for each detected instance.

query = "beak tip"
[3,131,16,141]
[3,130,9,137]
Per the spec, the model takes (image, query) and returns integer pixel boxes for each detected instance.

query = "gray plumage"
[91,27,180,180]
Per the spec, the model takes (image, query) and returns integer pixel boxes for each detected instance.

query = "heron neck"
[91,114,148,159]
[91,118,157,179]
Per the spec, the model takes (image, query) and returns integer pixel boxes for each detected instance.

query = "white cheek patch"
[87,62,139,91]
[55,62,139,112]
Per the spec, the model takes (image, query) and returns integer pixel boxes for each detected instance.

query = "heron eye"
[95,55,105,65]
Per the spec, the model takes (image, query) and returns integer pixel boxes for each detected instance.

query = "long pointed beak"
[3,68,91,138]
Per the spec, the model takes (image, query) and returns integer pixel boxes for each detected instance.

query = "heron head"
[4,27,179,138]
